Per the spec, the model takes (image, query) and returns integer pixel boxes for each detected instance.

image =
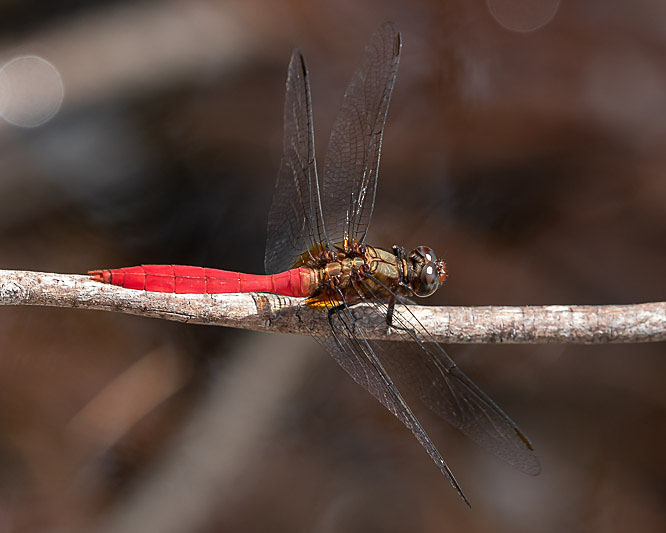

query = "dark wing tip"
[377,21,402,57]
[298,53,308,78]
[524,456,542,476]
[288,48,308,76]
[513,427,541,476]
[515,426,536,452]
[289,47,301,62]
[460,491,472,508]
[513,450,541,476]
[379,20,399,33]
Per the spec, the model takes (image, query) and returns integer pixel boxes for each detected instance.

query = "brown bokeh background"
[0,1,664,531]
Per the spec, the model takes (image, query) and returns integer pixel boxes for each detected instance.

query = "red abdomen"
[89,265,315,297]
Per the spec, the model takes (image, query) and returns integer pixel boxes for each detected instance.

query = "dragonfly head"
[408,246,447,297]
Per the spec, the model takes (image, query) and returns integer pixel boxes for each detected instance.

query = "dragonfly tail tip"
[88,269,110,283]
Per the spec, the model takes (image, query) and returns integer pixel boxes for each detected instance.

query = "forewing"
[356,277,541,475]
[265,50,325,274]
[310,290,470,505]
[321,22,401,246]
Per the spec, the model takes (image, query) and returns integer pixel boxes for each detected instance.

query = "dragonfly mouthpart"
[436,259,447,284]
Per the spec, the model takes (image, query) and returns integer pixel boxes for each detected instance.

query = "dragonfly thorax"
[310,245,403,303]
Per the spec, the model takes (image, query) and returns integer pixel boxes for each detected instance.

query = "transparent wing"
[321,22,402,247]
[355,276,541,476]
[265,49,326,274]
[311,289,471,505]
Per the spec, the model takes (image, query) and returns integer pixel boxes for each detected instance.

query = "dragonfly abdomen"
[89,265,315,297]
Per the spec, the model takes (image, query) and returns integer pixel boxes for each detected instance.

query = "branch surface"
[1,270,664,344]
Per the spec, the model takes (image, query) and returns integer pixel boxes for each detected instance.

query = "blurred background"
[0,0,664,531]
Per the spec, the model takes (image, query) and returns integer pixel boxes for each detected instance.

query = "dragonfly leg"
[326,292,347,318]
[385,295,423,340]
[392,244,407,259]
[386,296,396,327]
[386,296,415,334]
[392,245,413,289]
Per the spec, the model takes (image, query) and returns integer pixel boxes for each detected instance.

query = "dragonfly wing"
[355,277,541,475]
[321,22,402,246]
[265,49,326,274]
[311,291,470,505]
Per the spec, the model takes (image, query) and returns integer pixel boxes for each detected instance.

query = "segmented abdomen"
[89,265,314,297]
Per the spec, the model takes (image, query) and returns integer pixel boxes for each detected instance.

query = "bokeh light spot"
[487,0,560,33]
[0,55,64,128]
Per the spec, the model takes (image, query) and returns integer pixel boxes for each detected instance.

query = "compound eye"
[414,262,440,297]
[415,246,437,263]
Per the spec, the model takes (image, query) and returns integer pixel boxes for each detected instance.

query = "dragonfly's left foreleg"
[385,295,416,334]
[384,294,429,349]
[386,296,396,327]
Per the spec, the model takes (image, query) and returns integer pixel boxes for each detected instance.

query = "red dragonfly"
[90,22,539,505]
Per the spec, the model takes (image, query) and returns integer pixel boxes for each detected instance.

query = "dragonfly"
[90,22,539,505]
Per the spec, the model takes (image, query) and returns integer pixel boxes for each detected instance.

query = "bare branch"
[1,269,664,344]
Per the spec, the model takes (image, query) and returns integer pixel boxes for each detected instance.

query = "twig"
[1,269,664,344]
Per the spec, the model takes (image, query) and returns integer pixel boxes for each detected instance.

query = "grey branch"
[1,269,664,344]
